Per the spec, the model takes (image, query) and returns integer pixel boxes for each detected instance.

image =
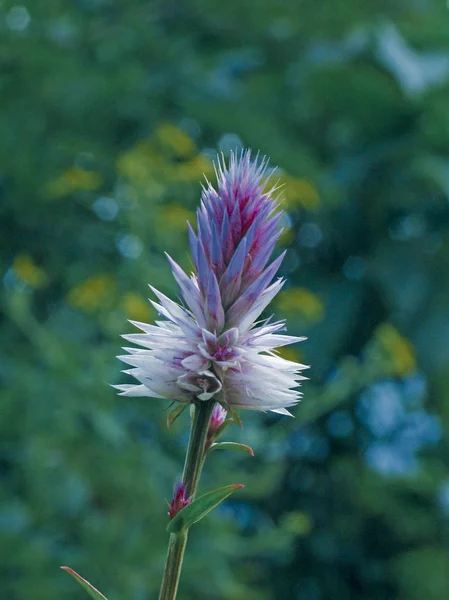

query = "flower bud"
[204,403,228,452]
[168,482,191,520]
[209,404,227,434]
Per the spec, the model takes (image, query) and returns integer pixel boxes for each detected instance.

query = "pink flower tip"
[209,403,227,433]
[168,482,192,520]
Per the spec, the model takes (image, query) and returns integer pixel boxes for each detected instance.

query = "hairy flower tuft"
[115,150,308,415]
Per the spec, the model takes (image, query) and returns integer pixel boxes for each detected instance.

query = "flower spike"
[117,149,307,412]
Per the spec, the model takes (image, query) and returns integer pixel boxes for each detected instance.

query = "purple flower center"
[213,344,234,361]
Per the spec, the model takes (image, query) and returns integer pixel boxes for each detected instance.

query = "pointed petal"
[249,333,307,349]
[187,222,199,269]
[226,252,285,329]
[236,279,285,332]
[196,239,209,294]
[217,327,239,347]
[210,220,224,273]
[220,236,247,284]
[206,271,225,331]
[220,209,232,262]
[270,407,294,416]
[197,204,212,252]
[165,254,206,326]
[112,384,162,398]
[229,199,242,244]
[150,286,199,335]
[181,354,210,371]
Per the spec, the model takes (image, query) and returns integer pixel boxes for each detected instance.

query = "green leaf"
[61,567,108,600]
[167,403,187,428]
[228,407,243,428]
[167,483,244,534]
[209,442,254,456]
[212,418,234,440]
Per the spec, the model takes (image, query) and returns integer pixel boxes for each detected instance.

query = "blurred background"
[2,1,449,599]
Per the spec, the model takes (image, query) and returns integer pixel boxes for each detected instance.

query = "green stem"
[158,400,216,600]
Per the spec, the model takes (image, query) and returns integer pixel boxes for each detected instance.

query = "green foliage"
[2,0,449,599]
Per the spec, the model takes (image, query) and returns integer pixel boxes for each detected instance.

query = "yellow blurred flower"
[375,323,417,376]
[67,274,115,311]
[154,123,197,158]
[121,292,154,322]
[281,511,313,536]
[276,346,304,363]
[116,141,166,185]
[12,254,48,288]
[276,287,325,322]
[280,175,321,211]
[45,167,102,199]
[157,204,195,232]
[117,125,212,189]
[173,154,214,181]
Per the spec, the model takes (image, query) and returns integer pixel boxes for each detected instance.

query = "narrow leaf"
[208,442,254,456]
[167,403,187,429]
[228,407,243,428]
[212,418,234,440]
[61,567,107,600]
[167,484,244,534]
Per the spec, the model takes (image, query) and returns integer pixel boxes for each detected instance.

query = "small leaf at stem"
[228,408,243,428]
[61,567,107,600]
[167,484,244,534]
[208,442,255,456]
[212,418,234,440]
[167,403,187,429]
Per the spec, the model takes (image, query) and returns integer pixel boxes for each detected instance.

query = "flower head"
[115,150,308,415]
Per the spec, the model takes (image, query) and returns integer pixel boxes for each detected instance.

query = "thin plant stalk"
[158,400,216,600]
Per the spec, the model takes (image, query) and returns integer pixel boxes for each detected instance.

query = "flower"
[276,287,325,322]
[167,483,192,519]
[45,166,102,199]
[12,254,48,288]
[375,323,417,376]
[116,150,308,415]
[68,274,115,311]
[121,292,154,322]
